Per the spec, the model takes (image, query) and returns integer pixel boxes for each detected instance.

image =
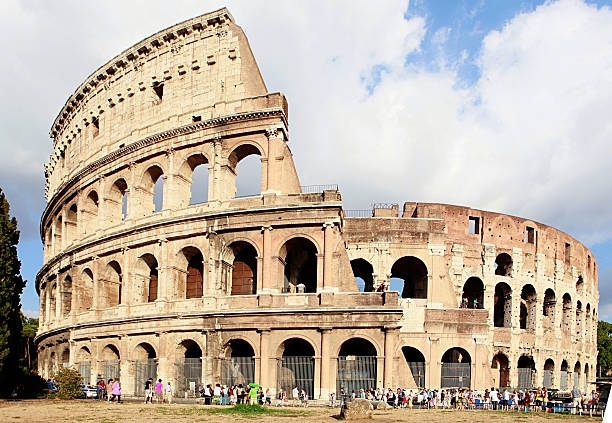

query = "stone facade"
[35,8,598,398]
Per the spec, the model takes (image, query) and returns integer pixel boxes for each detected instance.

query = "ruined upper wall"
[45,8,270,201]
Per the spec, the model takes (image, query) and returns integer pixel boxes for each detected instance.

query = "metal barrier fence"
[134,359,157,396]
[406,362,426,388]
[78,361,91,385]
[337,356,377,394]
[300,184,339,193]
[517,368,535,389]
[560,371,568,390]
[103,360,120,381]
[543,370,553,388]
[175,358,202,397]
[441,363,471,388]
[221,357,255,387]
[277,356,314,397]
[344,210,373,218]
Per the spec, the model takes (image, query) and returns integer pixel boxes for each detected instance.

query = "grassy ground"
[0,400,602,422]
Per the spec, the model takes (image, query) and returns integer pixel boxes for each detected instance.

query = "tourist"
[144,378,153,404]
[155,379,163,403]
[490,387,499,410]
[96,379,105,400]
[164,381,172,404]
[111,378,121,403]
[292,386,299,406]
[265,388,272,405]
[106,379,113,402]
[248,384,258,405]
[571,385,581,414]
[213,383,221,405]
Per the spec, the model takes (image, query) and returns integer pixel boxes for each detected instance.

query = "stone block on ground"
[340,398,373,420]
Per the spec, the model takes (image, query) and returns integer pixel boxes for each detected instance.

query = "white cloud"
[22,309,40,319]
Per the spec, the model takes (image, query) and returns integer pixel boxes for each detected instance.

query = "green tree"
[0,188,26,397]
[52,367,83,399]
[21,313,38,370]
[597,320,612,377]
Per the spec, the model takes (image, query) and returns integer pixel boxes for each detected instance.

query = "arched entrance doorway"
[175,340,202,398]
[221,339,255,387]
[277,338,315,398]
[280,238,318,293]
[517,355,536,389]
[350,258,374,292]
[390,256,428,298]
[337,338,377,394]
[543,359,555,389]
[441,347,471,388]
[229,241,257,295]
[401,346,426,388]
[102,344,120,381]
[491,353,510,388]
[133,343,157,396]
[462,277,484,308]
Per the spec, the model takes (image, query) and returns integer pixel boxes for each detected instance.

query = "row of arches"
[44,146,264,259]
[40,236,322,326]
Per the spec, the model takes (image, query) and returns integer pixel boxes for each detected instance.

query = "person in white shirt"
[490,388,499,410]
[292,386,299,406]
[164,381,172,404]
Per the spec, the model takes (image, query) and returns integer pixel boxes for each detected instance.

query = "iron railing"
[175,358,202,397]
[344,209,373,218]
[221,357,255,387]
[543,370,553,388]
[277,356,315,397]
[78,361,91,385]
[406,362,426,388]
[441,363,471,388]
[517,368,535,389]
[337,356,377,394]
[300,184,338,193]
[134,359,157,396]
[103,360,120,381]
[560,370,568,390]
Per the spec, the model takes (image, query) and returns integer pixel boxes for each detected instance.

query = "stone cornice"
[41,108,287,237]
[49,8,233,142]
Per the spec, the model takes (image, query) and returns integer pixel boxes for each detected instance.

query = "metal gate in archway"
[134,359,157,396]
[337,356,377,394]
[560,371,568,390]
[221,357,255,386]
[78,361,91,385]
[277,356,314,397]
[517,368,535,389]
[174,358,202,397]
[441,363,471,388]
[103,360,120,381]
[406,362,426,388]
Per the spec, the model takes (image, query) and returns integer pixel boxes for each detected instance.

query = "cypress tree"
[0,188,26,396]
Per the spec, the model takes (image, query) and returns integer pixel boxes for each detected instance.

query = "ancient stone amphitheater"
[36,8,598,398]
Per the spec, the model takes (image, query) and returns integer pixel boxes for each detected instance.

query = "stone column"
[261,226,273,292]
[316,254,324,292]
[92,257,101,310]
[259,329,272,392]
[158,332,170,389]
[121,248,131,307]
[319,328,332,399]
[44,285,51,330]
[60,208,67,251]
[55,274,62,323]
[428,337,441,389]
[158,238,170,302]
[126,162,137,221]
[322,222,335,291]
[383,327,397,388]
[264,128,284,193]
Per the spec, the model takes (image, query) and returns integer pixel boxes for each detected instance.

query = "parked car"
[81,384,98,399]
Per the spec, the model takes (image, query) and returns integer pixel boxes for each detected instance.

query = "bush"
[52,367,83,399]
[13,371,47,398]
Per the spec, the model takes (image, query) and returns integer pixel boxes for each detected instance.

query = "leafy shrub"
[52,367,83,399]
[13,371,47,398]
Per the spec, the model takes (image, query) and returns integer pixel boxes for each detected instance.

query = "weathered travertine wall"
[36,9,598,398]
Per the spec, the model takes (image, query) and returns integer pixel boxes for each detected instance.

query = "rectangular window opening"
[526,226,535,244]
[192,115,201,122]
[153,83,164,101]
[565,242,571,263]
[469,216,480,235]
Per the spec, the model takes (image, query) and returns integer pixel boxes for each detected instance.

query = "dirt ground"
[0,400,601,423]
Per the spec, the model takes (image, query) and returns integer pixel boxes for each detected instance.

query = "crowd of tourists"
[196,383,310,406]
[334,385,600,416]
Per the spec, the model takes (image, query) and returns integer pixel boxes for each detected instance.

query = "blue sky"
[2,0,611,319]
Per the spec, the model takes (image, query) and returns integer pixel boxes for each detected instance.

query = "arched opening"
[141,165,165,215]
[351,259,374,292]
[543,358,555,388]
[61,276,72,317]
[133,343,157,396]
[461,277,484,309]
[54,216,62,255]
[103,261,122,307]
[543,288,556,328]
[576,275,584,294]
[176,340,202,398]
[576,301,583,337]
[229,144,262,198]
[520,284,537,330]
[390,256,428,299]
[83,191,99,235]
[77,347,91,385]
[40,283,47,326]
[65,204,77,245]
[177,154,210,206]
[401,346,426,388]
[584,363,589,391]
[494,282,512,328]
[60,347,70,368]
[441,347,471,388]
[280,237,318,293]
[337,338,377,394]
[108,178,128,225]
[517,355,536,389]
[221,339,255,387]
[574,361,582,387]
[181,247,203,299]
[49,351,58,376]
[77,268,94,313]
[495,253,513,276]
[101,344,120,381]
[562,293,572,332]
[277,338,316,397]
[560,360,569,390]
[586,304,591,342]
[229,241,257,295]
[49,282,57,324]
[134,254,158,303]
[491,353,510,388]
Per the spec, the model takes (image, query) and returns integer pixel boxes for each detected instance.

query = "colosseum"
[35,8,599,399]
